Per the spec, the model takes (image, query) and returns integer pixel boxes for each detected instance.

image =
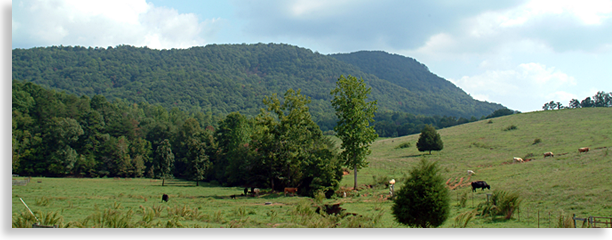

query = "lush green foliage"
[12,44,504,132]
[249,89,343,195]
[12,81,341,195]
[416,124,444,154]
[331,75,378,190]
[391,158,450,228]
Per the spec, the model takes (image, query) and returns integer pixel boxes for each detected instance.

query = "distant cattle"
[284,187,298,197]
[513,157,524,163]
[161,194,169,202]
[467,170,475,175]
[253,188,260,196]
[578,147,590,153]
[471,181,490,192]
[244,188,249,196]
[543,152,554,158]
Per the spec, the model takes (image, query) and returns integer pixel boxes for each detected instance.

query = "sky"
[10,0,612,112]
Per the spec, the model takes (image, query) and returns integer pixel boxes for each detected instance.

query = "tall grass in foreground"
[476,190,522,220]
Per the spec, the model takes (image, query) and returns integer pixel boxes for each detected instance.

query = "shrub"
[392,158,450,228]
[503,125,518,131]
[533,138,542,144]
[487,120,493,124]
[394,142,411,149]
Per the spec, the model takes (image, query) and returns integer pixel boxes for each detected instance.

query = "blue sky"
[10,0,612,112]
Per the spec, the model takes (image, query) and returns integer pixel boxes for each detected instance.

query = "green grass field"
[12,108,612,228]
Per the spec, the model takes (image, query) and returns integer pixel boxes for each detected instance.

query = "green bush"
[503,125,518,131]
[394,142,411,149]
[533,138,542,144]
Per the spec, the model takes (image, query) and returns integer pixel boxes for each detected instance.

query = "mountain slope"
[331,51,499,118]
[12,44,504,126]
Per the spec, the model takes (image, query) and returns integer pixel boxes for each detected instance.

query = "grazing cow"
[578,147,590,153]
[467,170,475,175]
[253,188,260,197]
[244,188,249,196]
[471,181,490,192]
[513,157,524,163]
[544,152,554,158]
[284,187,298,197]
[161,194,169,202]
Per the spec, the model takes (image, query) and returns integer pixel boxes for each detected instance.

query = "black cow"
[161,194,169,202]
[471,181,490,192]
[244,188,249,196]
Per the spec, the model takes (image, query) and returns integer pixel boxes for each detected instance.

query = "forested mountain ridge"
[330,51,490,117]
[12,43,504,130]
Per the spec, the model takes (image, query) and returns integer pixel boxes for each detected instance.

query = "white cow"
[467,170,475,175]
[513,157,524,163]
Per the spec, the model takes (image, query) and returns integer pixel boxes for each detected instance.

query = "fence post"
[538,210,540,228]
[573,214,577,228]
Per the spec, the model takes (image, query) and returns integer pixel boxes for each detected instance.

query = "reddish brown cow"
[284,187,298,197]
[543,152,554,158]
[578,147,590,153]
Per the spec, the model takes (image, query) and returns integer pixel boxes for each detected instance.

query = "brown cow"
[284,187,298,197]
[543,152,554,158]
[578,147,590,153]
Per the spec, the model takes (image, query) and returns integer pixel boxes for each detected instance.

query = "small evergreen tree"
[392,158,450,228]
[416,124,443,154]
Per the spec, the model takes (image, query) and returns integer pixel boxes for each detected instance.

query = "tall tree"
[330,75,378,191]
[215,112,252,185]
[155,139,174,186]
[186,138,211,186]
[416,124,444,154]
[392,158,450,228]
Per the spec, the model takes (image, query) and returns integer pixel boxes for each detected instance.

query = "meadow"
[12,108,612,228]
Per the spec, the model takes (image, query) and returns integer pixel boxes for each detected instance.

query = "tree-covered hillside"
[12,44,504,131]
[330,50,500,118]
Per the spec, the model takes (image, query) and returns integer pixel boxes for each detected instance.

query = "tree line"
[12,76,380,197]
[542,91,612,110]
[372,107,519,138]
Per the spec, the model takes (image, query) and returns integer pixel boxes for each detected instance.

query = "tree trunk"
[196,180,199,186]
[354,164,358,191]
[162,178,165,186]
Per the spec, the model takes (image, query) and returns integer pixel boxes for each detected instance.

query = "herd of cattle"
[471,147,592,193]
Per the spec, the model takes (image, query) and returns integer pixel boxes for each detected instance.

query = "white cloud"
[12,0,224,49]
[450,63,577,112]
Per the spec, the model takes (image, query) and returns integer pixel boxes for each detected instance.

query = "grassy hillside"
[356,107,612,226]
[12,108,611,228]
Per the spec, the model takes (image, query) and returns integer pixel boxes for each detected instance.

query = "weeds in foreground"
[12,210,63,228]
[477,190,522,220]
[453,210,477,228]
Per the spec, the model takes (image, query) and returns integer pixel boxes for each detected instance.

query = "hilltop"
[12,44,504,130]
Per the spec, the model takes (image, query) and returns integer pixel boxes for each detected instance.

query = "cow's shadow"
[400,154,424,158]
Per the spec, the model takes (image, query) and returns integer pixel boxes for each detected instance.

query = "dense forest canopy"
[12,43,505,133]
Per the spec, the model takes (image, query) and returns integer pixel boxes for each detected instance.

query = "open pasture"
[12,108,612,227]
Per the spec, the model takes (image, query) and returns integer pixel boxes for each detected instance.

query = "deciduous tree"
[330,75,378,191]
